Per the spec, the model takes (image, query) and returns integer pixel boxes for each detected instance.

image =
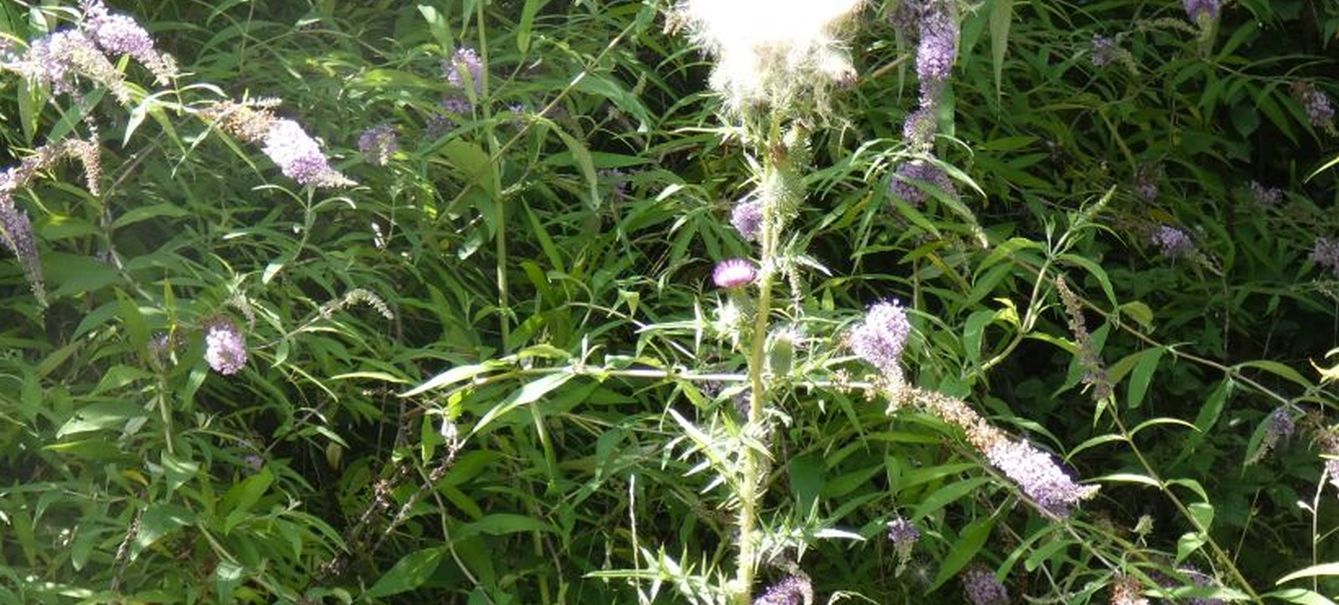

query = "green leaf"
[913,477,993,520]
[365,547,445,599]
[1263,589,1338,605]
[931,516,995,589]
[1126,347,1164,409]
[56,401,146,437]
[1276,562,1339,585]
[470,372,574,436]
[989,0,1013,100]
[517,0,545,53]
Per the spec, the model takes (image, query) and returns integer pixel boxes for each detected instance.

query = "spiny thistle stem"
[735,121,785,605]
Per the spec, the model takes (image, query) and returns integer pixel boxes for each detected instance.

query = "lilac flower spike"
[886,516,919,575]
[1182,0,1222,26]
[357,124,398,166]
[713,258,757,289]
[890,159,956,207]
[964,567,1009,605]
[261,119,355,188]
[1151,225,1195,258]
[916,5,958,88]
[1248,181,1282,206]
[753,575,813,605]
[850,300,912,379]
[204,319,247,376]
[985,438,1098,517]
[445,46,484,95]
[81,0,176,82]
[1310,237,1339,278]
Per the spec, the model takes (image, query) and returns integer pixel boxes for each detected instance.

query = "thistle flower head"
[261,119,355,188]
[753,574,813,605]
[985,438,1098,517]
[713,258,757,289]
[1150,225,1195,258]
[674,0,864,113]
[730,197,763,241]
[963,567,1009,605]
[357,124,398,166]
[850,300,911,380]
[204,318,247,376]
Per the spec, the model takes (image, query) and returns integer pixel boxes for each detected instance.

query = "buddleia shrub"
[4,0,1339,603]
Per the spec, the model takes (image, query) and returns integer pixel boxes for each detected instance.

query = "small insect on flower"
[713,258,757,289]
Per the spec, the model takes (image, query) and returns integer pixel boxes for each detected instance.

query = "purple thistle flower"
[260,119,354,188]
[887,516,920,575]
[0,200,44,301]
[1150,225,1195,258]
[889,159,956,207]
[850,300,912,378]
[444,46,484,95]
[964,567,1009,605]
[1310,237,1339,278]
[753,575,812,605]
[730,197,763,241]
[1248,181,1282,206]
[1182,0,1222,26]
[357,124,398,166]
[985,438,1098,517]
[204,319,247,376]
[713,258,756,289]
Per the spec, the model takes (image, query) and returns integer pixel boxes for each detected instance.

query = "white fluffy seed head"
[675,0,865,114]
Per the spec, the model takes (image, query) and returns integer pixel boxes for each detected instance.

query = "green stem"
[473,3,510,352]
[734,123,783,605]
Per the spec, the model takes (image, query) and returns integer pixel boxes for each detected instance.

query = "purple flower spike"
[1310,237,1339,278]
[712,258,756,289]
[444,46,484,95]
[357,124,398,166]
[890,160,955,207]
[730,198,763,241]
[204,319,247,376]
[1151,225,1195,259]
[964,567,1009,605]
[1182,0,1221,26]
[850,300,912,378]
[916,5,958,87]
[985,438,1098,517]
[887,516,920,575]
[753,575,812,605]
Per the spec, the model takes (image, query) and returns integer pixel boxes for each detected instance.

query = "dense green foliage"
[2,0,1339,603]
